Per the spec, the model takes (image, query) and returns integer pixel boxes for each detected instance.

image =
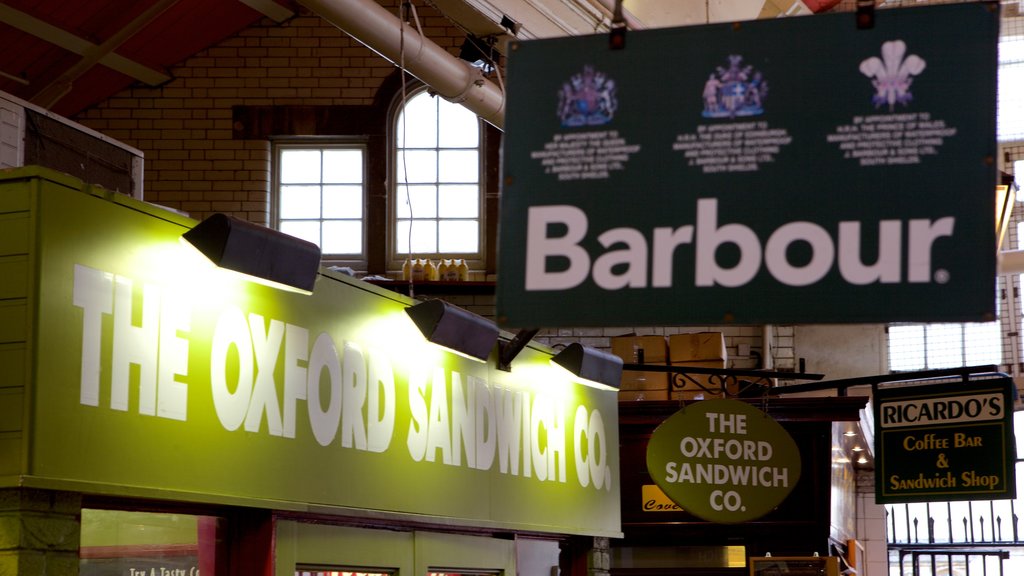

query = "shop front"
[614,396,867,576]
[0,166,622,574]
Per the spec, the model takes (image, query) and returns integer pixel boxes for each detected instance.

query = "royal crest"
[702,55,767,119]
[558,65,618,127]
[859,40,926,111]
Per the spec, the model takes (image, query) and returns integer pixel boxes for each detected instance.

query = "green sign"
[874,378,1016,504]
[2,167,621,538]
[498,3,998,327]
[645,399,801,523]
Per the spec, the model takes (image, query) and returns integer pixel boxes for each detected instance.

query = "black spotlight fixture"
[182,213,321,294]
[405,299,499,362]
[500,15,521,36]
[551,343,623,390]
[459,35,495,73]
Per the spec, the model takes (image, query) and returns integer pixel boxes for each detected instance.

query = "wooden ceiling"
[0,0,849,119]
[0,0,297,117]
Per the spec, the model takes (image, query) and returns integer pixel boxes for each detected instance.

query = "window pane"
[396,220,437,254]
[280,185,321,219]
[999,34,1024,141]
[888,325,924,371]
[322,220,362,254]
[438,101,479,147]
[281,221,321,248]
[964,321,1001,366]
[396,185,438,218]
[925,324,963,369]
[281,150,321,184]
[82,510,224,574]
[323,185,362,218]
[397,93,438,148]
[438,185,478,218]
[392,87,482,262]
[439,150,479,183]
[397,150,437,183]
[323,150,363,184]
[439,220,478,252]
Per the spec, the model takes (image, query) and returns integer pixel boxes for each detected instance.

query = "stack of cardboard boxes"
[611,335,669,401]
[612,332,728,402]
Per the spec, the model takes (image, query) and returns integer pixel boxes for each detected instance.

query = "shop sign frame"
[0,166,623,539]
[874,376,1016,504]
[645,398,801,523]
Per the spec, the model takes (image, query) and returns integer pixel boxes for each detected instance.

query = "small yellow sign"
[641,484,683,512]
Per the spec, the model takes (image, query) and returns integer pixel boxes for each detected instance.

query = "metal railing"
[886,501,1023,576]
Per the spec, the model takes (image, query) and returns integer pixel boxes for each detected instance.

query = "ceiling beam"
[0,3,170,88]
[238,0,295,22]
[33,0,184,108]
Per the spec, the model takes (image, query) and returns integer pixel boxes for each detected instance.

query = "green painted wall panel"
[0,435,21,478]
[0,180,30,214]
[0,215,28,257]
[0,256,28,300]
[0,343,25,479]
[0,389,21,433]
[275,521,415,575]
[0,344,25,390]
[414,531,515,575]
[0,303,25,344]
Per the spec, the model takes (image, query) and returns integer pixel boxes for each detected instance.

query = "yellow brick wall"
[73,2,465,226]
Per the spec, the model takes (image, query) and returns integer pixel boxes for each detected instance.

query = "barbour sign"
[498,3,998,327]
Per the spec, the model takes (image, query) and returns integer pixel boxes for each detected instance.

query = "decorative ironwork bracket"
[623,363,1007,399]
[620,363,824,399]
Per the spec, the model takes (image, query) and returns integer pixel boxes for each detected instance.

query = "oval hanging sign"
[646,398,801,523]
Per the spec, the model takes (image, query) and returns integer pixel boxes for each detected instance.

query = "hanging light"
[182,213,321,294]
[551,343,623,391]
[405,299,499,362]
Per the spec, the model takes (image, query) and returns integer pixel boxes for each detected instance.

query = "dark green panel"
[498,3,999,327]
[873,377,1016,503]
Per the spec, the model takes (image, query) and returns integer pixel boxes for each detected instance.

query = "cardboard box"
[619,389,669,402]
[669,332,727,362]
[610,335,668,390]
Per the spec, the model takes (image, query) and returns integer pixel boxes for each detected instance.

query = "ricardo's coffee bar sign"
[874,378,1016,503]
[498,2,998,327]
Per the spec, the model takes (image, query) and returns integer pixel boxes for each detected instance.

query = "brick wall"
[74,1,464,226]
[71,1,802,375]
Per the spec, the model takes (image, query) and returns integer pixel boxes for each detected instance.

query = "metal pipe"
[298,0,506,128]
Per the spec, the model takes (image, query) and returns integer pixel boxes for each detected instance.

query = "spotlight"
[182,213,321,294]
[459,35,495,73]
[405,299,499,362]
[500,15,521,36]
[551,343,623,391]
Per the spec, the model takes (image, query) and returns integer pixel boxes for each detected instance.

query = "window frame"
[387,86,486,274]
[271,138,369,271]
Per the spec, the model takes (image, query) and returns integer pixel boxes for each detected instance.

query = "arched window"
[392,88,483,271]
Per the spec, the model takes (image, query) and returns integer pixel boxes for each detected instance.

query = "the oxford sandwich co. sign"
[497,3,998,327]
[646,399,801,523]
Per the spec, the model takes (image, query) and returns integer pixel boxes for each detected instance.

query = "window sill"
[364,279,496,296]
